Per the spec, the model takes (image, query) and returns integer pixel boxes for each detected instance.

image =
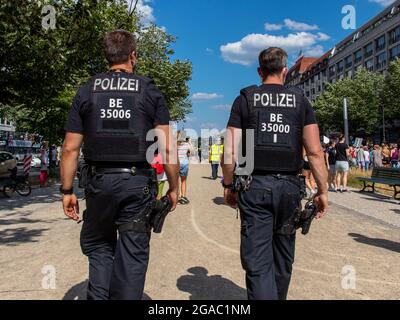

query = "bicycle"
[1,168,32,198]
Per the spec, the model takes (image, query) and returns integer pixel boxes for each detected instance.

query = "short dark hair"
[258,47,288,78]
[103,30,136,65]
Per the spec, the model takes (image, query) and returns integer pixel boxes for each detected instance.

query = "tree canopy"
[0,0,192,144]
[313,60,400,136]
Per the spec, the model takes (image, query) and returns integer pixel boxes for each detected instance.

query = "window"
[389,44,400,60]
[337,60,344,73]
[389,26,400,45]
[345,55,352,69]
[329,66,336,77]
[354,49,362,64]
[365,59,374,71]
[306,91,310,97]
[376,35,386,52]
[317,85,322,92]
[311,88,316,95]
[376,52,387,69]
[364,42,373,58]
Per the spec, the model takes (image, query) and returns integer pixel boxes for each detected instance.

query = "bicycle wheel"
[16,182,31,197]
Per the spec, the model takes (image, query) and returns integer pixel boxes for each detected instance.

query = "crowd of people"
[303,134,400,196]
[39,143,61,188]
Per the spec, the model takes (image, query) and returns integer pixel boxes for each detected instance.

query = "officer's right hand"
[63,194,80,221]
[167,189,178,212]
[313,192,329,219]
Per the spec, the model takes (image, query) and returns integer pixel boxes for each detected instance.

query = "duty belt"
[91,166,156,179]
[272,174,303,188]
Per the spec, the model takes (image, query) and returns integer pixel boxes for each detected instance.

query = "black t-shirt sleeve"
[227,95,245,129]
[64,86,88,133]
[145,81,171,126]
[304,97,317,126]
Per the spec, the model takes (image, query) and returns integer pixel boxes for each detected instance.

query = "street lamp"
[382,105,386,144]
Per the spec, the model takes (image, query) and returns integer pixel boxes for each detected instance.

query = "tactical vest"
[241,84,306,173]
[83,72,153,164]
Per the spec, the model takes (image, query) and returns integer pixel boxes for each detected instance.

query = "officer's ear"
[257,67,264,79]
[282,67,288,81]
[130,51,138,64]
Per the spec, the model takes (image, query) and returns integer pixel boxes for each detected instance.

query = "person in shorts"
[178,138,191,205]
[335,135,350,193]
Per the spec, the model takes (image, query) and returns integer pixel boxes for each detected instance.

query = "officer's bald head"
[104,30,137,66]
[258,47,288,80]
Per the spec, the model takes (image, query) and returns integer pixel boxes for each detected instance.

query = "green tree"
[0,0,192,145]
[313,69,384,135]
[382,59,400,120]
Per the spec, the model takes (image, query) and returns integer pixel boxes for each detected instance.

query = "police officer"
[222,47,329,300]
[60,30,179,300]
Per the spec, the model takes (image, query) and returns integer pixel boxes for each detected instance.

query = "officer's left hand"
[224,188,238,209]
[63,194,80,221]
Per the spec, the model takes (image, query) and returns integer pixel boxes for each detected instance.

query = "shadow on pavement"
[212,197,227,206]
[359,192,399,205]
[0,181,83,212]
[63,280,88,300]
[63,280,152,300]
[349,233,400,254]
[0,226,49,246]
[177,267,247,300]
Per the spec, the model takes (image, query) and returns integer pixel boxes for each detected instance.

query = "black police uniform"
[227,84,317,300]
[65,71,170,300]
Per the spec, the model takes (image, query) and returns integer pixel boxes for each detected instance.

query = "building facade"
[286,0,400,101]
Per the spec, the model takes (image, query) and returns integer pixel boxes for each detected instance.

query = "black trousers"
[239,175,301,300]
[80,173,157,300]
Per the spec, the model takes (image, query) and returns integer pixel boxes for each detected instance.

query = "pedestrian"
[302,151,317,198]
[51,146,58,169]
[325,141,337,191]
[335,134,350,193]
[372,145,383,168]
[178,137,191,205]
[222,47,328,300]
[391,144,399,168]
[382,144,391,167]
[357,145,366,171]
[198,147,202,163]
[209,141,223,180]
[40,142,49,188]
[60,30,179,300]
[349,146,357,168]
[151,152,168,200]
[363,146,371,172]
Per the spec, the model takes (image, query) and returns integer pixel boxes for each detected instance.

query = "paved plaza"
[0,165,399,300]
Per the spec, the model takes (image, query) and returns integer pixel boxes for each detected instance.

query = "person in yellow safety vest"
[209,143,224,180]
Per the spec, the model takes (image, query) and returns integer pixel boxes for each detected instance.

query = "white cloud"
[210,104,231,111]
[284,19,319,31]
[303,45,325,56]
[206,48,214,54]
[128,0,155,24]
[192,93,224,101]
[369,0,396,7]
[220,32,330,66]
[264,23,283,31]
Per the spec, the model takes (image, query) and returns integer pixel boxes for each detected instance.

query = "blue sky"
[136,0,397,133]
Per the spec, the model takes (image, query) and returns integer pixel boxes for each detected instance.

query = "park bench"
[358,167,400,199]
